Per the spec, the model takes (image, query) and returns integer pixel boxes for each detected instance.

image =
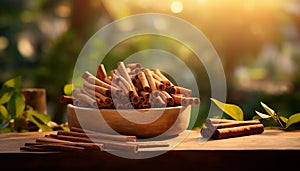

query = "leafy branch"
[255,102,300,130]
[211,98,300,130]
[0,76,53,132]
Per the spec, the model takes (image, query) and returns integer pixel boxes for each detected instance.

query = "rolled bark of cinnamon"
[205,118,236,125]
[96,64,107,81]
[155,79,166,91]
[35,137,103,151]
[144,69,157,93]
[126,63,141,70]
[174,86,192,97]
[153,69,172,88]
[159,91,174,107]
[60,95,74,105]
[23,143,86,152]
[83,81,111,97]
[47,133,138,153]
[82,71,120,94]
[209,120,262,129]
[201,118,264,139]
[213,124,264,139]
[63,128,137,142]
[73,93,97,108]
[138,71,150,92]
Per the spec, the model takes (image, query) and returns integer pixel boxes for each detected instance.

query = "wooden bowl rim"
[67,104,184,112]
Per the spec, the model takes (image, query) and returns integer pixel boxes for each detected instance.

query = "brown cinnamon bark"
[63,128,136,142]
[209,120,262,129]
[205,118,236,125]
[144,69,157,93]
[213,124,264,139]
[155,79,166,91]
[73,93,97,108]
[60,95,74,105]
[126,63,141,70]
[83,81,111,97]
[138,71,150,92]
[47,133,138,153]
[174,86,192,97]
[70,62,201,109]
[35,137,103,151]
[159,91,174,107]
[153,69,172,88]
[201,119,264,139]
[82,71,120,94]
[96,64,107,81]
[23,143,86,152]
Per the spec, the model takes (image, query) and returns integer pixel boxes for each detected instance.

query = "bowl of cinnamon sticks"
[62,62,200,138]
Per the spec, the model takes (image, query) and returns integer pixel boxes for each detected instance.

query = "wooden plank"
[1,130,300,153]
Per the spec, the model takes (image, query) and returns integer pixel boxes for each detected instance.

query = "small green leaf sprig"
[255,102,300,130]
[211,98,300,130]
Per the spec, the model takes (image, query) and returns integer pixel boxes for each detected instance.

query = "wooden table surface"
[1,129,300,170]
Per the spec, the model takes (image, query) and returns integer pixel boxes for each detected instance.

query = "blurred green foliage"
[1,0,300,130]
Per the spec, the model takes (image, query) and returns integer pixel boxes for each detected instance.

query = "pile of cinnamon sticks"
[20,127,169,152]
[61,62,200,109]
[200,118,264,139]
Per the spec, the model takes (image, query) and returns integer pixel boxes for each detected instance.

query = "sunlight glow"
[17,36,34,58]
[170,1,183,13]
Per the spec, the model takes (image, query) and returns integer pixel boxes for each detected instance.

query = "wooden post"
[21,88,48,114]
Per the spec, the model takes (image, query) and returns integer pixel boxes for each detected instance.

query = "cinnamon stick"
[144,69,157,93]
[73,93,97,108]
[138,71,150,92]
[64,128,137,142]
[174,86,192,97]
[83,81,111,97]
[153,69,172,88]
[36,137,103,151]
[205,118,236,125]
[60,95,74,105]
[213,124,264,139]
[201,119,264,139]
[22,143,86,152]
[47,134,138,153]
[96,64,107,81]
[209,120,262,129]
[82,71,119,94]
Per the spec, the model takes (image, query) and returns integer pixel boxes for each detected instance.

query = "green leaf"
[286,113,300,128]
[63,83,73,96]
[7,92,25,119]
[0,105,9,120]
[26,110,52,132]
[279,116,288,124]
[255,110,271,119]
[260,102,285,129]
[210,98,244,121]
[2,76,21,89]
[0,87,15,105]
[260,102,277,120]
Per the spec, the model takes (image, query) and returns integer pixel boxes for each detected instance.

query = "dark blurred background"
[1,0,300,128]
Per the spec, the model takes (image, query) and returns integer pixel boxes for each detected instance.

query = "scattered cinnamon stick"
[20,128,170,153]
[201,118,264,139]
[65,128,137,142]
[22,143,86,152]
